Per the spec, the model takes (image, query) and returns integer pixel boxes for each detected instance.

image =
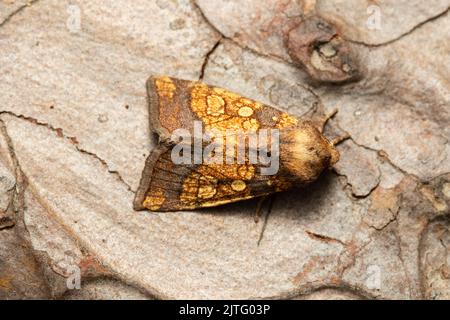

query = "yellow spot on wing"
[143,189,165,211]
[190,83,262,133]
[206,95,225,116]
[276,113,298,128]
[238,106,254,117]
[242,118,259,130]
[155,76,176,99]
[238,165,255,180]
[231,180,247,192]
[181,173,219,203]
[198,182,217,199]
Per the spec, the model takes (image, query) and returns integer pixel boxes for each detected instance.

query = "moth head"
[280,123,339,183]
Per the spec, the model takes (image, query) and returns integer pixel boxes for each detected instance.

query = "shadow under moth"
[134,76,342,212]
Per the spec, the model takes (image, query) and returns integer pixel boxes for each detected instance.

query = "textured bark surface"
[0,0,449,299]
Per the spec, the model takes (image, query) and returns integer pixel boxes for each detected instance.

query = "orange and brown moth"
[134,76,341,212]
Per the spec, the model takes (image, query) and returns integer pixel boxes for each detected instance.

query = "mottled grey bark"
[0,0,448,299]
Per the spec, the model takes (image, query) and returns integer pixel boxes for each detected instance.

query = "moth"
[134,76,342,212]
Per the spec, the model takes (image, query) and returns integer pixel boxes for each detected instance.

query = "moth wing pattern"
[133,145,292,211]
[147,75,301,141]
[135,76,322,211]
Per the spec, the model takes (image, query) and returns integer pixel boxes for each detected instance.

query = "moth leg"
[331,132,351,146]
[257,195,276,246]
[254,195,270,223]
[317,108,338,133]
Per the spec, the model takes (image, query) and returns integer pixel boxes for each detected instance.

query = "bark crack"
[345,6,450,48]
[333,169,381,200]
[0,0,40,28]
[191,0,226,39]
[264,281,379,300]
[367,206,400,232]
[338,235,374,278]
[0,111,133,193]
[199,36,222,80]
[305,230,347,246]
[194,0,449,68]
[343,133,419,181]
[0,117,53,297]
[191,0,298,67]
[0,118,25,223]
[393,219,416,299]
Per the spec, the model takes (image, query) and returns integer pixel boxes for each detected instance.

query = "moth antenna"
[318,108,338,133]
[331,133,351,146]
